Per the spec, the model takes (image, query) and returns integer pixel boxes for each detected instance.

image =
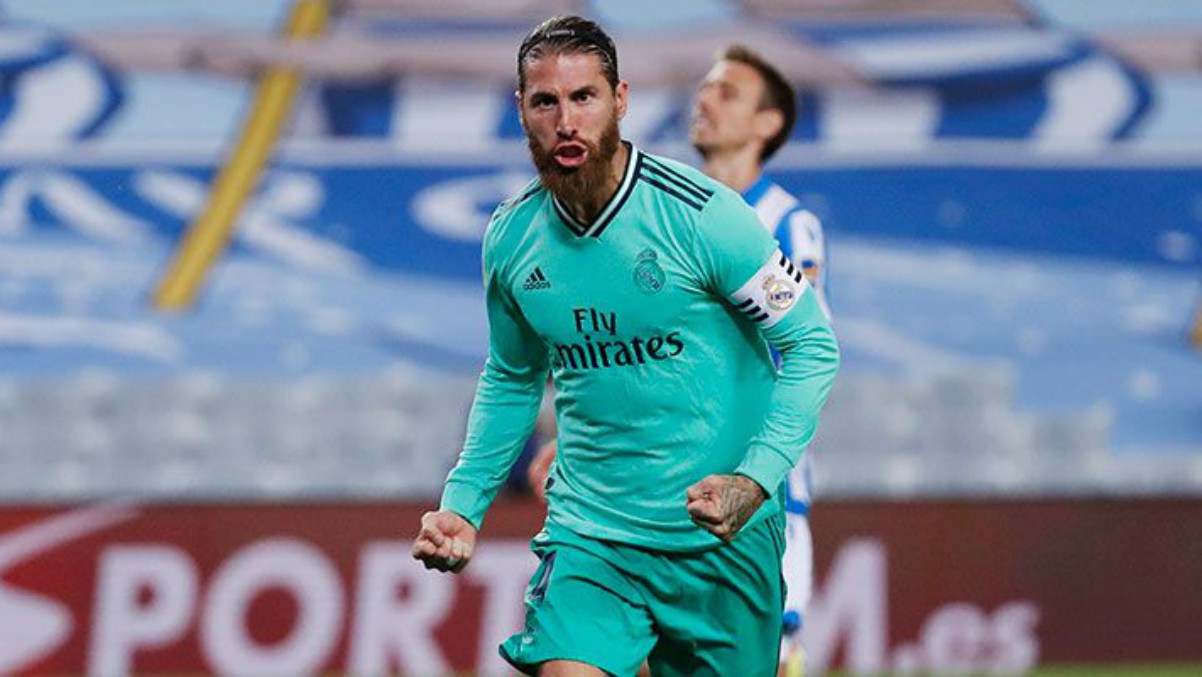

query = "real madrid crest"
[633,248,665,295]
[762,274,797,311]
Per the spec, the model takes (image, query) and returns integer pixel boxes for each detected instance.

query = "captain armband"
[729,249,811,329]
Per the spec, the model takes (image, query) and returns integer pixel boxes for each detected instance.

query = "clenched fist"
[686,474,768,543]
[411,510,477,573]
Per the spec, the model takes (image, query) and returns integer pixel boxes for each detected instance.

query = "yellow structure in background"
[153,0,329,311]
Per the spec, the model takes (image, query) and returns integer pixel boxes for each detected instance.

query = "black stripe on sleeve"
[516,184,541,205]
[642,164,710,204]
[751,312,769,323]
[642,156,713,202]
[639,173,703,211]
[735,298,754,309]
[642,165,713,206]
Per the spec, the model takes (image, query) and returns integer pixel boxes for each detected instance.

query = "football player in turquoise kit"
[412,16,839,677]
[691,44,832,677]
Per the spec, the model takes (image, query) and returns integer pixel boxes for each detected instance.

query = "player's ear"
[614,80,630,120]
[753,108,784,143]
[515,90,528,132]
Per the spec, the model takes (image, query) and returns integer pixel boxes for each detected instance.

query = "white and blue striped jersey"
[743,176,828,516]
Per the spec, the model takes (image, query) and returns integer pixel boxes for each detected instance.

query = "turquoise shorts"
[500,511,786,676]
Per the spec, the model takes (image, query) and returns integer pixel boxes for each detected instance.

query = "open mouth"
[554,143,588,168]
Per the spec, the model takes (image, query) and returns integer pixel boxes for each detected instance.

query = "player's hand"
[411,510,477,573]
[686,474,768,543]
[527,439,558,504]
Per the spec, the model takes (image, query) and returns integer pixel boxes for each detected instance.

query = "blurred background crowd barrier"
[0,0,1200,674]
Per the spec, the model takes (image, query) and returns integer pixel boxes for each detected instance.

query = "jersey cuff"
[439,483,487,530]
[734,444,794,497]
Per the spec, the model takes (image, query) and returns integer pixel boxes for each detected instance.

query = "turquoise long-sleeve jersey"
[440,143,839,551]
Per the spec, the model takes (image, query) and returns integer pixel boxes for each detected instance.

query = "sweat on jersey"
[439,143,839,552]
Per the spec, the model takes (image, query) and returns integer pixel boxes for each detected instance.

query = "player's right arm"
[413,208,551,573]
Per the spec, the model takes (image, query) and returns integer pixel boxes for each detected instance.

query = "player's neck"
[701,148,762,194]
[558,142,630,225]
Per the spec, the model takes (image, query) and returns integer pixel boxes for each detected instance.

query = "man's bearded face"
[527,112,620,204]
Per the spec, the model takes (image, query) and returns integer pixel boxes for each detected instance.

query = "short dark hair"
[720,44,797,162]
[517,15,619,93]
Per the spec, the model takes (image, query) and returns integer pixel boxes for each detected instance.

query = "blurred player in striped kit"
[691,44,830,677]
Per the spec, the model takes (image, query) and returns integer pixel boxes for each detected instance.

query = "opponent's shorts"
[500,512,786,677]
[781,511,813,635]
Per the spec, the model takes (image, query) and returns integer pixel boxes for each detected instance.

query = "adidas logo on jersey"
[523,267,551,291]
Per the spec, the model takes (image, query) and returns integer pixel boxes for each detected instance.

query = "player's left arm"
[730,252,838,493]
[686,192,839,541]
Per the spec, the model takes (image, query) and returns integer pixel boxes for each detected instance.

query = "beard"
[527,116,621,213]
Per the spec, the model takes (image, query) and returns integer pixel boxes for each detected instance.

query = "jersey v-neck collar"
[551,141,642,238]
